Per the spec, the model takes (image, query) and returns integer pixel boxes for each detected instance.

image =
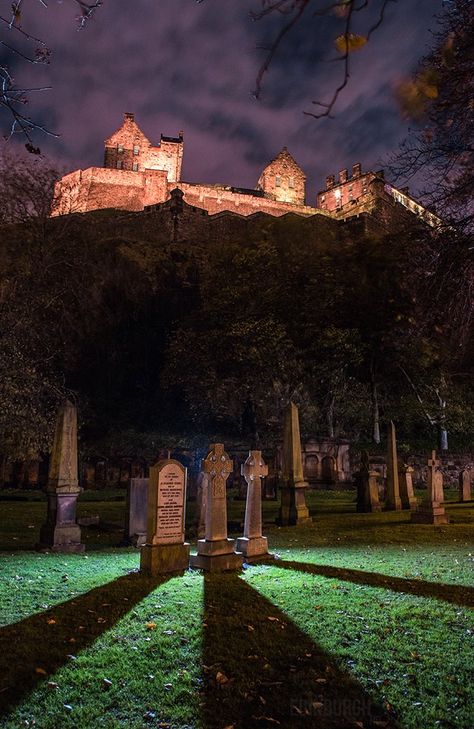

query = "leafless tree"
[251,0,396,117]
[0,0,102,151]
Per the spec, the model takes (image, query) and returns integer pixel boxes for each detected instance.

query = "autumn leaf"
[335,33,367,54]
[146,622,157,630]
[216,671,229,685]
[35,667,47,675]
[46,618,56,625]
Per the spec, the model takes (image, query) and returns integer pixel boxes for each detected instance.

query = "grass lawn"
[0,489,473,728]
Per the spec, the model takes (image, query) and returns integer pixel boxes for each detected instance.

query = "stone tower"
[104,112,184,182]
[256,147,306,206]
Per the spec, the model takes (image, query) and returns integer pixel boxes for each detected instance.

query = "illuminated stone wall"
[256,147,306,205]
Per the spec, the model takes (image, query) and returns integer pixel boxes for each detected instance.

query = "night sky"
[3,0,443,202]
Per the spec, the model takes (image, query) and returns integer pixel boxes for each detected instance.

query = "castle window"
[132,162,139,171]
[133,145,139,155]
[117,144,124,153]
[289,176,294,189]
[116,160,123,170]
[275,175,281,187]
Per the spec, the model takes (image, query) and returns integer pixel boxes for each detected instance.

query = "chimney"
[326,174,335,189]
[352,163,361,178]
[124,112,135,121]
[339,168,348,184]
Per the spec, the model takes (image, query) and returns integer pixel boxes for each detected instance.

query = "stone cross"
[277,402,311,526]
[190,444,243,571]
[236,451,273,561]
[412,450,449,525]
[38,400,84,553]
[203,443,233,540]
[385,421,402,511]
[459,469,472,502]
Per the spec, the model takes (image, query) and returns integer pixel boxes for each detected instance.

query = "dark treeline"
[0,186,472,467]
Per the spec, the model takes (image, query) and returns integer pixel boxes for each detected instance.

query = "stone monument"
[38,400,84,553]
[195,471,208,539]
[355,451,382,512]
[459,469,472,502]
[190,444,243,572]
[140,459,190,575]
[236,451,273,561]
[398,464,418,511]
[277,402,311,526]
[125,477,148,546]
[412,450,449,525]
[385,421,402,511]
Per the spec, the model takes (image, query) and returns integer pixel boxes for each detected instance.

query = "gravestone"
[190,444,243,572]
[195,471,208,539]
[125,477,148,546]
[398,464,418,511]
[412,450,449,525]
[459,469,472,502]
[236,451,273,561]
[385,421,402,511]
[356,451,382,512]
[38,400,84,553]
[277,402,311,526]
[140,459,190,575]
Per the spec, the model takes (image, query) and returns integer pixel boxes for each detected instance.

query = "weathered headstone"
[140,459,190,575]
[277,402,311,526]
[459,469,472,502]
[195,471,208,539]
[38,400,84,553]
[125,477,148,546]
[412,450,449,525]
[190,444,243,572]
[398,464,418,511]
[385,421,402,511]
[236,451,273,561]
[355,451,382,512]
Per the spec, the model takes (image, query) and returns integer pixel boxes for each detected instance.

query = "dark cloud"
[1,0,442,204]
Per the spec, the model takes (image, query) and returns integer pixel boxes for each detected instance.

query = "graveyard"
[0,402,473,729]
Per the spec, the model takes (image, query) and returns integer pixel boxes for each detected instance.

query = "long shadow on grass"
[274,561,474,607]
[0,571,171,716]
[202,572,398,729]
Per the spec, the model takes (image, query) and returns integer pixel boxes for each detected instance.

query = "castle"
[53,112,438,226]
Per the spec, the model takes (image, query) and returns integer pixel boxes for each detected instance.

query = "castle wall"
[52,170,324,218]
[52,167,169,216]
[177,182,318,217]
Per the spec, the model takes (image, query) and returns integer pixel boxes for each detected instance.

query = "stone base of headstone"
[37,490,84,553]
[277,484,312,526]
[140,542,190,576]
[37,523,85,553]
[190,538,243,572]
[126,532,146,548]
[235,536,274,562]
[411,502,449,525]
